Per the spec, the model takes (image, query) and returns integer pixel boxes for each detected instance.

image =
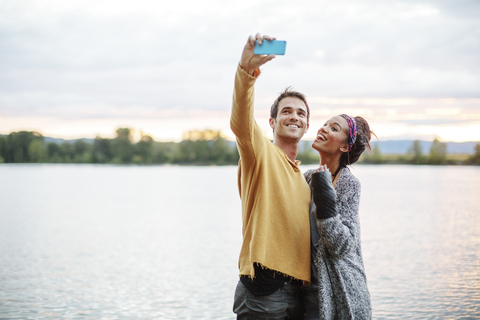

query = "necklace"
[331,165,343,182]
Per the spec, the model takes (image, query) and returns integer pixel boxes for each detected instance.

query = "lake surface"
[0,164,479,319]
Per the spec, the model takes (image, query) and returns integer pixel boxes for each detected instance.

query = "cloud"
[397,119,476,126]
[0,0,479,141]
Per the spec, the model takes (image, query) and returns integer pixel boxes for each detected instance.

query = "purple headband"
[341,114,357,151]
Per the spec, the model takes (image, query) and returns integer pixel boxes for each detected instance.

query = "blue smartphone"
[254,40,287,55]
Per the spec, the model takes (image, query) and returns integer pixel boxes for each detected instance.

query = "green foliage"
[73,140,92,163]
[46,143,61,163]
[2,130,477,166]
[467,143,480,165]
[60,143,75,163]
[176,139,203,163]
[153,141,177,163]
[28,140,47,163]
[212,133,239,165]
[134,134,154,164]
[111,128,134,164]
[6,131,44,163]
[0,136,7,163]
[296,141,318,164]
[408,140,425,164]
[0,128,240,165]
[361,144,383,164]
[428,138,447,165]
[174,130,239,165]
[92,137,112,163]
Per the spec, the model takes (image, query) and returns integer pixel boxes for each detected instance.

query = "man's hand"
[239,33,276,76]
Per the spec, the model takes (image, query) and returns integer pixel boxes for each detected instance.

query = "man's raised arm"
[230,33,276,140]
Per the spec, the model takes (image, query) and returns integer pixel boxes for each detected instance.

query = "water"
[352,165,480,319]
[0,164,479,319]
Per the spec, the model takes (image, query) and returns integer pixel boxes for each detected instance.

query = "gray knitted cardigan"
[304,168,372,320]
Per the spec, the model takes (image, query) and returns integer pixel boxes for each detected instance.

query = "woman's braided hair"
[339,116,374,167]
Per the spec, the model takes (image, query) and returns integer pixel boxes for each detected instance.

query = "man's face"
[269,97,309,143]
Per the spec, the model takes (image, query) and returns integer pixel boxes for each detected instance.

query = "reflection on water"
[0,164,479,319]
[350,165,480,319]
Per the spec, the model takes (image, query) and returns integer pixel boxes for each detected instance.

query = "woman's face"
[312,115,350,155]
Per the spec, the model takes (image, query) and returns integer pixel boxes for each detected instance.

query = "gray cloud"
[0,0,479,128]
[397,118,477,126]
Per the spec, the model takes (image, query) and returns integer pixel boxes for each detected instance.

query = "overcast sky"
[1,0,479,142]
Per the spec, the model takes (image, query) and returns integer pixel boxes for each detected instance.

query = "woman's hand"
[316,164,328,172]
[311,169,338,220]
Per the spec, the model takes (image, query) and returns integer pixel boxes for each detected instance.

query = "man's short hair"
[270,87,310,121]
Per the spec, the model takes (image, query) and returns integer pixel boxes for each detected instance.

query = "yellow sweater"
[230,65,311,283]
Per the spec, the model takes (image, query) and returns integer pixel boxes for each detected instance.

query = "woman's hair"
[339,116,374,167]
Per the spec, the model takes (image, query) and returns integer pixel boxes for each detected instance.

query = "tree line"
[1,130,479,165]
[0,129,239,165]
[361,139,480,165]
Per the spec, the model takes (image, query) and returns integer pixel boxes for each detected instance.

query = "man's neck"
[273,139,301,162]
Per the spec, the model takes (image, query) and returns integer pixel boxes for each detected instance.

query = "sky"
[1,0,479,142]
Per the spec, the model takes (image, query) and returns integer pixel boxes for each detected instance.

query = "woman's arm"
[311,171,361,258]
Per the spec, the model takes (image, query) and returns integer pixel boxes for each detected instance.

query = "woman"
[303,114,373,319]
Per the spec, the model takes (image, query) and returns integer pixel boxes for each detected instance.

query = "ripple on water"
[1,164,479,319]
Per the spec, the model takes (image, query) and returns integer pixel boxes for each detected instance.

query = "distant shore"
[1,129,479,166]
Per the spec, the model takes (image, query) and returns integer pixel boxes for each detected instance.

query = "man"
[231,33,312,319]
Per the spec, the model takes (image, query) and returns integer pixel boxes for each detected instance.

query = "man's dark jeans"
[233,280,304,319]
